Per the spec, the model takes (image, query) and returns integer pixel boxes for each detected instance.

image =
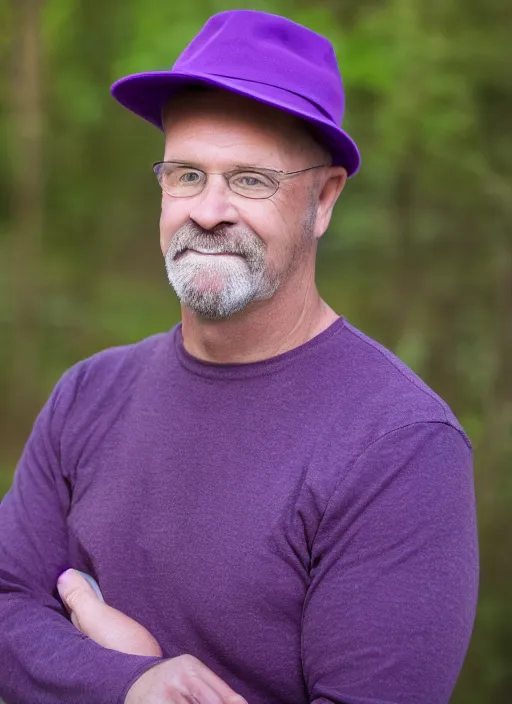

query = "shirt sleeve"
[0,365,164,704]
[302,421,479,704]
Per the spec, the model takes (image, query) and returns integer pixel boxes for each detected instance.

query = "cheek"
[243,210,281,261]
[159,200,188,255]
[263,197,303,259]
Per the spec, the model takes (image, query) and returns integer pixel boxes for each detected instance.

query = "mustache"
[167,222,266,262]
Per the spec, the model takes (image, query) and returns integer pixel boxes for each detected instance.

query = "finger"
[74,569,105,601]
[183,681,223,704]
[57,569,162,656]
[181,656,247,704]
[57,568,101,622]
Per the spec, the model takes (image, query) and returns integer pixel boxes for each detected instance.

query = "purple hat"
[111,10,360,176]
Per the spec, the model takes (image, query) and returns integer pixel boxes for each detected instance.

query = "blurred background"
[0,0,511,701]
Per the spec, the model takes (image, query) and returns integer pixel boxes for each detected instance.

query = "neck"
[180,275,339,364]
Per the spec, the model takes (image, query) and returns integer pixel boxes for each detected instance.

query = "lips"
[179,249,242,258]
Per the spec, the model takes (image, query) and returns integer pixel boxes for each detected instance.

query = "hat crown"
[110,10,360,175]
[173,10,345,124]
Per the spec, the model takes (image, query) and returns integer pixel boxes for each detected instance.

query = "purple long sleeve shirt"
[0,317,478,704]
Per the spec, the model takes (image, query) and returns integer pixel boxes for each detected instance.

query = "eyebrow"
[163,159,285,174]
[233,163,286,174]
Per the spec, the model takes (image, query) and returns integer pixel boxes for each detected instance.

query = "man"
[0,9,478,704]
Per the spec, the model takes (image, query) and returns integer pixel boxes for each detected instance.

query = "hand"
[57,570,247,703]
[124,654,248,704]
[57,568,162,656]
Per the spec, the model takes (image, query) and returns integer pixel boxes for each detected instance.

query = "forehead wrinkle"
[164,132,291,172]
[163,91,323,170]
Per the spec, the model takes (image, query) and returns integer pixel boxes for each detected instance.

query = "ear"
[314,167,348,239]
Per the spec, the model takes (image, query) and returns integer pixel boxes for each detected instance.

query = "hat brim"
[111,71,361,177]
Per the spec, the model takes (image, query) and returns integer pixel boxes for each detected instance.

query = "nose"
[188,175,239,231]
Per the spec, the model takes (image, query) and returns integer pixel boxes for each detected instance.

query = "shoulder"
[71,330,170,393]
[47,329,173,435]
[327,319,471,451]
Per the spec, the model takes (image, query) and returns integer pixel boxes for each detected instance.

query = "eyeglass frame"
[152,161,329,200]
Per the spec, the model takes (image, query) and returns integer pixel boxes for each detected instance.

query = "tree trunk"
[7,0,44,431]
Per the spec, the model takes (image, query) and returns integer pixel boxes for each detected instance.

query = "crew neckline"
[172,317,346,379]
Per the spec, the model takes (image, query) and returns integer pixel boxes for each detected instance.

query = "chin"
[180,287,254,321]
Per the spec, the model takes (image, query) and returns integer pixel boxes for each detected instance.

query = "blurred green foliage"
[1,0,511,702]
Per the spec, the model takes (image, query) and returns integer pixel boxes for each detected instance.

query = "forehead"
[162,88,316,168]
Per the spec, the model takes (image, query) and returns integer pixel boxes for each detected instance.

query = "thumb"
[57,569,162,657]
[57,569,101,630]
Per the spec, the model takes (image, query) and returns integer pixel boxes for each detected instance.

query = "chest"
[66,406,319,702]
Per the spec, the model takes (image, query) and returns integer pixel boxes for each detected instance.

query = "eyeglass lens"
[154,163,279,199]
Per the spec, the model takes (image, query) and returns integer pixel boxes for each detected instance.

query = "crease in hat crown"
[111,9,361,176]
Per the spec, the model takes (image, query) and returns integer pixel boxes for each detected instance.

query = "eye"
[178,170,202,183]
[231,171,275,191]
[239,175,264,187]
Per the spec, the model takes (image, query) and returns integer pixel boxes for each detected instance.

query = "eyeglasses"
[152,161,328,200]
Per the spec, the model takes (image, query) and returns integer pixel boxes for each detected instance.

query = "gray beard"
[164,223,279,320]
[164,213,316,321]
